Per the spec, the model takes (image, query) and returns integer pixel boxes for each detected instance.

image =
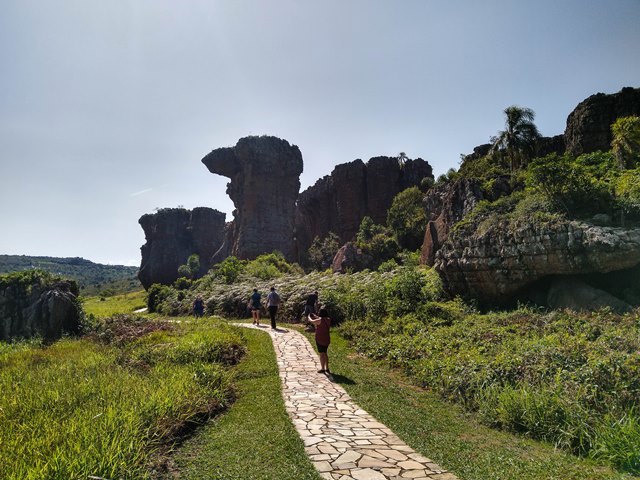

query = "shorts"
[316,342,329,353]
[304,304,315,315]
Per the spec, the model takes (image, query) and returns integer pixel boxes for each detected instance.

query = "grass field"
[83,289,147,317]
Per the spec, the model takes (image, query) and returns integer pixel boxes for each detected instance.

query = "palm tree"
[490,106,541,173]
[397,152,407,167]
[611,116,640,169]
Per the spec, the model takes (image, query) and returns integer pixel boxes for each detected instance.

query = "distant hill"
[0,255,141,296]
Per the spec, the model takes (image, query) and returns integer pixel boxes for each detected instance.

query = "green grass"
[314,331,635,480]
[83,289,148,317]
[0,317,242,480]
[167,324,322,480]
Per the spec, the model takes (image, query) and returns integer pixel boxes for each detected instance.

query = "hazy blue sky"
[1,1,638,266]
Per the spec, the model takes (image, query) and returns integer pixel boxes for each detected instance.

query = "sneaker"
[317,369,325,373]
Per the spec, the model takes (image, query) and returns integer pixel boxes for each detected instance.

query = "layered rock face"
[435,221,640,304]
[420,178,485,266]
[202,136,303,260]
[138,207,226,289]
[295,156,433,258]
[565,86,640,156]
[0,277,81,341]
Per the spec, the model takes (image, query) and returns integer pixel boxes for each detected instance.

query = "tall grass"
[0,317,245,480]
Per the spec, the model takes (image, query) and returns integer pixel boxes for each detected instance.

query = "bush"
[341,305,640,474]
[307,233,340,271]
[147,283,173,312]
[211,256,245,284]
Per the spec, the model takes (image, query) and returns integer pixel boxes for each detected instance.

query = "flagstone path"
[238,324,458,480]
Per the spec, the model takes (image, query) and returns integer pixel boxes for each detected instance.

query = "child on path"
[308,308,331,374]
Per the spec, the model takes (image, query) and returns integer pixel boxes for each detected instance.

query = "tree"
[611,116,640,169]
[177,253,200,279]
[387,186,427,251]
[490,106,541,173]
[307,232,340,271]
[397,152,408,167]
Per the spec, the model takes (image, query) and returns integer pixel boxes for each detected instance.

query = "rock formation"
[0,273,81,341]
[420,178,485,266]
[138,207,226,289]
[331,242,376,273]
[565,86,640,156]
[295,156,433,259]
[434,220,640,305]
[202,136,303,260]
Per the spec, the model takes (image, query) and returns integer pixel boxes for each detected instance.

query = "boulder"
[0,274,81,341]
[202,136,303,260]
[295,156,433,260]
[565,86,640,156]
[331,242,376,273]
[435,220,640,303]
[138,207,226,289]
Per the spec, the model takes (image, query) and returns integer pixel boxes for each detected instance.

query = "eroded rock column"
[202,136,303,260]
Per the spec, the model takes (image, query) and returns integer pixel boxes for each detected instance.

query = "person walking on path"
[308,308,331,374]
[266,286,281,329]
[193,296,204,317]
[249,288,262,326]
[304,290,319,317]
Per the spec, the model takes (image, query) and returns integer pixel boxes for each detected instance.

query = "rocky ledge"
[435,220,640,308]
[0,274,81,341]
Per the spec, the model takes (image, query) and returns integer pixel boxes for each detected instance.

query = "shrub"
[307,232,341,271]
[385,267,426,317]
[147,283,173,312]
[211,256,245,284]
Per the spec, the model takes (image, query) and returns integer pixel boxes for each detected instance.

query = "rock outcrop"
[295,156,433,259]
[202,136,303,260]
[420,178,485,266]
[0,273,81,341]
[565,86,640,156]
[138,207,226,289]
[331,242,376,273]
[434,220,640,305]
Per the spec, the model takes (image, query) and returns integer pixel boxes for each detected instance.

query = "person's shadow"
[327,372,355,385]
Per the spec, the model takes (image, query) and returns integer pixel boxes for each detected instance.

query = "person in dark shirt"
[249,288,262,326]
[193,296,204,317]
[304,291,318,317]
[308,308,331,374]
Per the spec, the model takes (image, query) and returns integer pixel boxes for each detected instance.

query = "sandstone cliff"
[434,220,640,307]
[420,178,485,266]
[202,136,303,260]
[295,156,433,259]
[138,207,226,289]
[0,271,81,341]
[565,86,640,156]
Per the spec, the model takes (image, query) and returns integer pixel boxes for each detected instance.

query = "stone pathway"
[238,324,458,480]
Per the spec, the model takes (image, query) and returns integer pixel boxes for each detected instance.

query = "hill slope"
[0,255,140,296]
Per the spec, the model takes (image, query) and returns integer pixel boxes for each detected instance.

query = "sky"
[1,0,639,266]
